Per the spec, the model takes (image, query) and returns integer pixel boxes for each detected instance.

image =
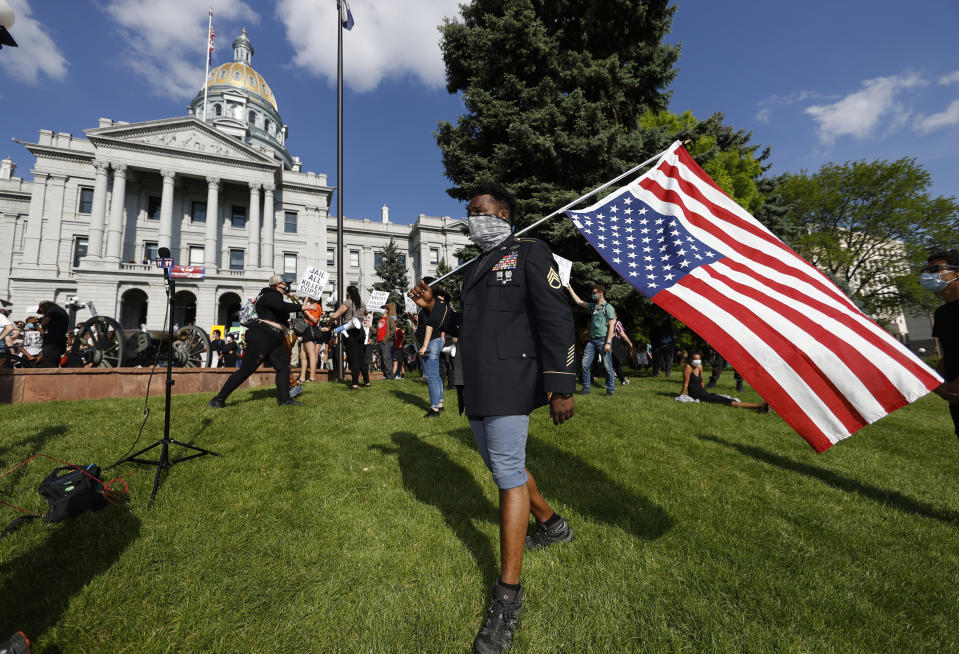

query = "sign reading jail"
[297,266,329,300]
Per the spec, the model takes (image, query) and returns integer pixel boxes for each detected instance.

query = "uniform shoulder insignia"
[547,267,562,289]
[514,237,538,242]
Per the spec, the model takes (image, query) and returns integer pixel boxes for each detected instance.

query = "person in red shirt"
[392,325,406,379]
[376,305,395,379]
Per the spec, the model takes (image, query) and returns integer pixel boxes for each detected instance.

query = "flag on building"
[341,0,355,30]
[566,141,943,452]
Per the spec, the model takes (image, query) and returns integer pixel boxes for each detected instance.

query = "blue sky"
[1,0,957,227]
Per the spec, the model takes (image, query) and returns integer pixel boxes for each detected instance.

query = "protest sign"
[552,254,573,287]
[368,290,389,310]
[297,266,329,300]
[404,295,418,315]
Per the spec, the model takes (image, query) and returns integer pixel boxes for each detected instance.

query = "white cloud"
[0,0,68,84]
[914,99,959,133]
[754,90,822,123]
[804,73,926,144]
[275,0,461,93]
[938,70,959,85]
[101,0,259,99]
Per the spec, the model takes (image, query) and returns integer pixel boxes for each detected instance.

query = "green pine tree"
[372,238,410,308]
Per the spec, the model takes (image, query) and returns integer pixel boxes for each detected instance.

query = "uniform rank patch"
[547,267,562,289]
[491,253,518,271]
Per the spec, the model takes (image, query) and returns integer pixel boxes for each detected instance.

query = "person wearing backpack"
[566,283,617,396]
[209,275,318,407]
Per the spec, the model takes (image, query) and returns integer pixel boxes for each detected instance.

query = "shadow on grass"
[235,388,279,403]
[0,425,69,466]
[371,432,498,588]
[449,428,673,542]
[0,505,141,641]
[699,434,959,526]
[389,389,430,412]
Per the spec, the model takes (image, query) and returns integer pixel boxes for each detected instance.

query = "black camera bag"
[37,464,108,523]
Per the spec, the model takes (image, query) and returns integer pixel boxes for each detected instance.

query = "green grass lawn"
[1,371,957,653]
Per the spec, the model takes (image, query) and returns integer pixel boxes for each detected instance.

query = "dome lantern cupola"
[233,28,253,64]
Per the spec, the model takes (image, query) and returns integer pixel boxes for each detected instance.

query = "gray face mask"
[467,214,512,252]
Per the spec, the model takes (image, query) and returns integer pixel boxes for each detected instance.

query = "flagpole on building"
[335,0,345,380]
[202,8,213,121]
[429,144,675,287]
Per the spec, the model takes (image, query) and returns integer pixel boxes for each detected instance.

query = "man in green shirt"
[567,284,617,396]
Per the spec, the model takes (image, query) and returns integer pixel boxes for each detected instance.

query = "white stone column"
[158,169,176,252]
[262,184,275,272]
[22,172,48,265]
[204,176,220,271]
[105,164,127,261]
[247,182,261,269]
[87,160,110,258]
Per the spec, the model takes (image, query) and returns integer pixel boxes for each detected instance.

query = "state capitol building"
[0,30,470,329]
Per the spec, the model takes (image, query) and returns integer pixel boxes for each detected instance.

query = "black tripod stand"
[117,247,219,505]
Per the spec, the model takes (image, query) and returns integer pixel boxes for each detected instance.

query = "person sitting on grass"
[680,351,769,412]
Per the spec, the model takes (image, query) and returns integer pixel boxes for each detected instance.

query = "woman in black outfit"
[330,285,368,388]
[209,275,317,407]
[681,351,768,412]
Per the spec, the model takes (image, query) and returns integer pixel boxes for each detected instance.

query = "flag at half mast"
[566,141,943,452]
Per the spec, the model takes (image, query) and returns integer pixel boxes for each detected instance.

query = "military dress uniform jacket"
[442,234,576,417]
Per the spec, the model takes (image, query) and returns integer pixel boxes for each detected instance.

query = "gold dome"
[207,61,277,111]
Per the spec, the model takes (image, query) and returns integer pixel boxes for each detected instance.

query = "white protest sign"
[552,254,573,287]
[368,290,390,311]
[404,295,418,315]
[86,301,99,316]
[297,266,329,300]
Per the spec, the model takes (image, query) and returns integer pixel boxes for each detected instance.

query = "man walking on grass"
[410,183,576,654]
[566,283,617,396]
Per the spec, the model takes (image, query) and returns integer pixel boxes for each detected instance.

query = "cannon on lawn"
[68,315,212,368]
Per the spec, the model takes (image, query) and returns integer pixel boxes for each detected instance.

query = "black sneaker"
[704,382,716,389]
[576,390,590,396]
[278,399,304,406]
[473,585,523,654]
[525,514,574,551]
[423,409,440,418]
[208,397,225,409]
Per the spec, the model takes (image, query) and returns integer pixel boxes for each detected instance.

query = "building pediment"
[85,117,276,166]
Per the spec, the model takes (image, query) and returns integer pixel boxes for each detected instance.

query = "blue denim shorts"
[468,415,530,490]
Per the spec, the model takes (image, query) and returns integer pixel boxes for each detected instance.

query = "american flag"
[567,141,943,452]
[208,25,215,66]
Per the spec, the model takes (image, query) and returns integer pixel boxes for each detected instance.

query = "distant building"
[0,29,469,330]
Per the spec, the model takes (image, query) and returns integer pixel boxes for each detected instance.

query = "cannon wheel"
[170,325,212,368]
[71,316,126,368]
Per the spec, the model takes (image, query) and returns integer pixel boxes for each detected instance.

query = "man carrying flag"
[410,183,576,654]
[566,141,943,452]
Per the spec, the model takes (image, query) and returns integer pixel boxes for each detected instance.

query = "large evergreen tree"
[437,0,680,225]
[372,238,409,308]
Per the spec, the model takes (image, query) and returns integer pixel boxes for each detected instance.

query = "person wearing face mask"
[566,284,617,396]
[921,249,959,437]
[681,351,769,412]
[409,183,576,654]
